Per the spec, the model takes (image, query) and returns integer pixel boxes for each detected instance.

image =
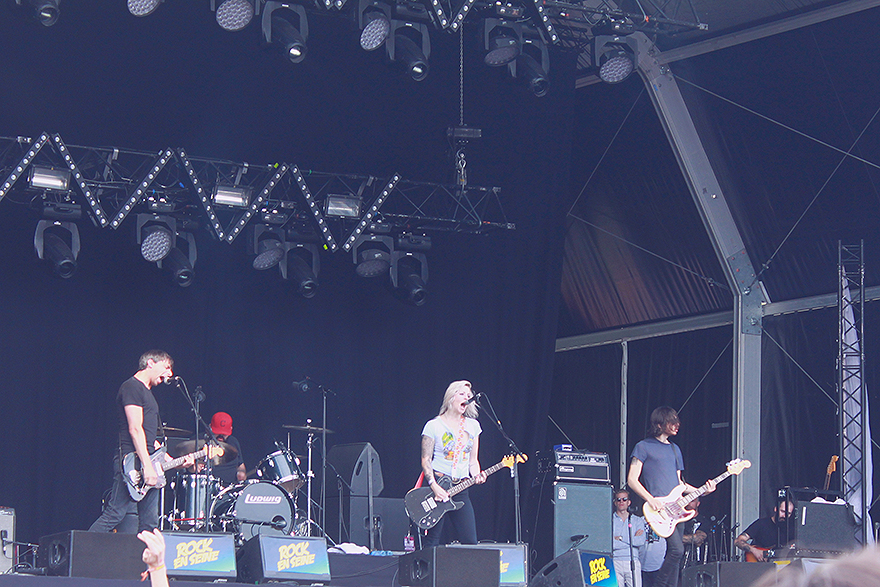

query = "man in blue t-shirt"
[627,407,715,587]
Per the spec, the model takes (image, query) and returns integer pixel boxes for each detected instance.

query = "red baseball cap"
[210,412,233,436]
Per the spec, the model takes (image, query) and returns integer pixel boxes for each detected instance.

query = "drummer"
[203,412,246,486]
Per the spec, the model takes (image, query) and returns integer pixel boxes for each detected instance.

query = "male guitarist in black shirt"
[90,350,192,533]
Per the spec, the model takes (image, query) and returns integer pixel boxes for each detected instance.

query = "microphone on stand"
[164,376,181,385]
[293,377,313,393]
[465,393,483,405]
[194,385,205,402]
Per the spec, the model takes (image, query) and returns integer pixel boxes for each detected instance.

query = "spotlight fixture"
[282,243,320,298]
[509,36,550,97]
[352,234,393,278]
[263,1,309,63]
[594,35,639,84]
[251,225,286,270]
[34,219,79,278]
[29,166,70,191]
[358,0,391,51]
[388,21,430,81]
[213,184,251,208]
[483,19,520,67]
[324,194,362,218]
[391,251,428,306]
[158,232,197,287]
[16,0,60,26]
[136,214,176,263]
[127,0,162,16]
[214,0,254,31]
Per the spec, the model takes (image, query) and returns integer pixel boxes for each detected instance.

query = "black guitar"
[123,444,224,501]
[405,454,526,530]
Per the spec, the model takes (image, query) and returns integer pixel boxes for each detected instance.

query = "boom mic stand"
[176,378,222,531]
[475,393,526,544]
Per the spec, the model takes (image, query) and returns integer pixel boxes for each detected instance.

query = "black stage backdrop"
[0,3,576,545]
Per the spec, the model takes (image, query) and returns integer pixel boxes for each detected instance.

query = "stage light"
[16,0,60,26]
[360,8,390,51]
[352,234,393,278]
[34,219,79,279]
[127,0,162,16]
[263,2,308,63]
[212,184,251,208]
[391,251,428,306]
[159,232,197,287]
[28,166,70,191]
[252,226,285,270]
[510,37,549,96]
[388,22,430,81]
[215,0,254,31]
[483,20,520,67]
[137,214,176,263]
[282,243,320,298]
[594,35,639,84]
[324,194,362,218]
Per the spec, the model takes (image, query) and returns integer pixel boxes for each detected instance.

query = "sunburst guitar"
[405,454,527,530]
[643,458,750,538]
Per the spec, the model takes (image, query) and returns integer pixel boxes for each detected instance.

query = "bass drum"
[209,481,295,541]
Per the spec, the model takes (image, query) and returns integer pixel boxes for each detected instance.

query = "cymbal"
[282,424,335,434]
[158,426,192,437]
[171,439,238,464]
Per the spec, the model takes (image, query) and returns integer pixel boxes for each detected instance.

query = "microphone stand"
[476,393,526,543]
[176,378,221,531]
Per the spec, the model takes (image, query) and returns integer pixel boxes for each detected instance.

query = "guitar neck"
[159,447,207,472]
[447,460,506,498]
[679,470,732,505]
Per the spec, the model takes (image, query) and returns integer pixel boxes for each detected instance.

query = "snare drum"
[171,473,220,529]
[257,450,303,492]
[209,480,295,541]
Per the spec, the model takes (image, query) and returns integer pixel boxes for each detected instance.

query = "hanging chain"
[459,27,464,127]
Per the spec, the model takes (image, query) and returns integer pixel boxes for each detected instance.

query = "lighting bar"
[0,133,49,202]
[449,0,476,32]
[342,173,400,252]
[110,149,174,229]
[213,184,252,207]
[292,166,338,252]
[224,164,289,244]
[29,166,69,191]
[428,0,449,28]
[324,194,362,218]
[177,148,225,240]
[532,0,559,43]
[52,134,109,227]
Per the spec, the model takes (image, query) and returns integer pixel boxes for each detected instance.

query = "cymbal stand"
[305,421,317,536]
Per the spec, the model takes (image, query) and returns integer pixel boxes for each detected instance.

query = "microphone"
[194,385,205,402]
[164,376,181,385]
[570,534,589,542]
[271,516,287,530]
[293,377,313,393]
[465,393,483,405]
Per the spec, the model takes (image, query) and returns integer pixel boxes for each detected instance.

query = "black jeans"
[422,486,477,548]
[89,456,159,533]
[653,525,684,587]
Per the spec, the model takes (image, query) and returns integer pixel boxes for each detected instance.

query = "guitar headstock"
[827,455,838,475]
[207,445,225,460]
[726,458,751,475]
[502,454,528,469]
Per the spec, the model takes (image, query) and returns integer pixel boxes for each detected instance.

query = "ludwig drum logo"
[245,494,283,504]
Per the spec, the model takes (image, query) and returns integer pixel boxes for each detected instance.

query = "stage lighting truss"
[0,132,512,275]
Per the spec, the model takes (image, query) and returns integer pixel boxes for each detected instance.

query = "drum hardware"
[282,424,336,434]
[158,424,192,438]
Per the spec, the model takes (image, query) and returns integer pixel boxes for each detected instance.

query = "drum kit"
[159,423,333,544]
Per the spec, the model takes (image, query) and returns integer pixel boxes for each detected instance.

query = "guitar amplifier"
[538,449,611,483]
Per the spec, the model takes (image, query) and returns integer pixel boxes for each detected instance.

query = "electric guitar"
[745,546,774,563]
[123,444,224,501]
[405,454,527,530]
[823,455,838,491]
[643,458,750,538]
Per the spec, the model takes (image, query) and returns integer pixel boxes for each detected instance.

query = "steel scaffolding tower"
[838,240,869,543]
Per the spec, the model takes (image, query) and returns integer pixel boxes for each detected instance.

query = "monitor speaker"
[37,530,144,579]
[681,561,775,587]
[398,546,500,587]
[793,501,857,555]
[529,549,616,587]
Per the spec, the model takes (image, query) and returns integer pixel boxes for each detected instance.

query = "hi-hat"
[172,439,238,464]
[282,424,335,434]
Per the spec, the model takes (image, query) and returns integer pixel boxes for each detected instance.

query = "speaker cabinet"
[398,546,500,587]
[0,507,14,574]
[237,535,331,584]
[529,549,617,587]
[350,496,410,551]
[449,542,528,587]
[529,482,613,570]
[793,501,857,555]
[681,561,775,587]
[326,442,384,496]
[37,531,144,579]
